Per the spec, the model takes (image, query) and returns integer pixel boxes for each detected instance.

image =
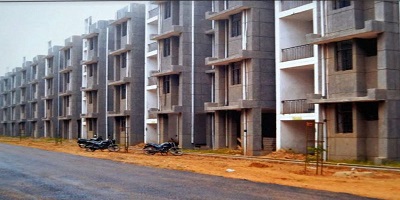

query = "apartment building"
[81,17,113,139]
[8,68,21,136]
[148,1,212,148]
[29,55,46,138]
[17,59,32,137]
[144,2,159,144]
[275,0,400,163]
[43,42,62,138]
[59,36,83,139]
[107,3,145,146]
[275,1,318,155]
[203,1,276,155]
[1,73,12,135]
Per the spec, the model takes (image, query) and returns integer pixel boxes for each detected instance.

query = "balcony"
[205,50,265,66]
[281,44,313,62]
[151,25,184,40]
[151,65,183,77]
[307,89,387,104]
[205,5,250,21]
[148,42,158,52]
[147,76,157,86]
[148,108,158,119]
[281,99,314,114]
[307,20,384,45]
[109,44,133,56]
[280,0,313,12]
[148,7,159,19]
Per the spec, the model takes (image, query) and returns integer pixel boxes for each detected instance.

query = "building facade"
[17,59,32,137]
[58,36,83,139]
[204,0,276,156]
[81,17,113,139]
[43,42,62,138]
[275,0,400,163]
[0,1,399,163]
[29,55,46,138]
[149,1,213,148]
[107,3,145,146]
[144,2,159,144]
[275,1,319,155]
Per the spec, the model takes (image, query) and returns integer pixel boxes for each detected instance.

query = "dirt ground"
[1,137,399,200]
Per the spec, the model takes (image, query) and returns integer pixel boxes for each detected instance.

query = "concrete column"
[245,108,263,156]
[214,111,226,148]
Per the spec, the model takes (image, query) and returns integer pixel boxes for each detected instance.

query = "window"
[47,79,52,90]
[88,92,93,104]
[358,102,378,121]
[333,0,351,9]
[47,58,53,73]
[88,64,96,77]
[120,53,127,68]
[65,49,71,60]
[22,71,26,82]
[336,103,353,133]
[88,119,96,132]
[163,38,170,57]
[65,96,70,107]
[46,100,52,110]
[89,37,96,50]
[359,38,377,57]
[336,40,352,71]
[163,76,170,94]
[231,62,241,85]
[231,13,242,37]
[164,1,171,19]
[122,21,127,37]
[65,73,70,84]
[32,65,37,78]
[121,84,126,99]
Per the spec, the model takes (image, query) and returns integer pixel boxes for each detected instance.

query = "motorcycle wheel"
[78,143,86,148]
[169,147,183,156]
[86,147,95,152]
[108,145,120,152]
[143,146,156,155]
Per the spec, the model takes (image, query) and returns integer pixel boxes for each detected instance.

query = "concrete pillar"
[214,111,227,148]
[244,108,263,156]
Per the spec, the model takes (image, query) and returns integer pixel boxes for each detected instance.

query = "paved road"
[0,143,375,200]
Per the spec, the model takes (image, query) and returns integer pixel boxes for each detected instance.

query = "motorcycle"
[77,136,103,148]
[143,138,183,156]
[85,138,120,152]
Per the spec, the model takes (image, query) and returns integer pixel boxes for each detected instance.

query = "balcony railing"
[281,99,314,114]
[281,0,313,12]
[148,7,159,19]
[281,44,313,62]
[148,42,158,52]
[147,76,157,86]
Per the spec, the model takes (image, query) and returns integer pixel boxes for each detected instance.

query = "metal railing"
[148,7,159,19]
[281,44,313,62]
[281,99,314,114]
[281,0,313,11]
[148,42,158,52]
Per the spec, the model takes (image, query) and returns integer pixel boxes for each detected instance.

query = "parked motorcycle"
[85,138,120,152]
[77,136,103,148]
[143,138,183,156]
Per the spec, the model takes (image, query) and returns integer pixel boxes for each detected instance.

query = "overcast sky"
[0,1,144,76]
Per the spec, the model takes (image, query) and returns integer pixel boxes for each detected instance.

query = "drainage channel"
[186,153,400,173]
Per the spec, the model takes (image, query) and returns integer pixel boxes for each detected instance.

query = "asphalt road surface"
[0,143,375,200]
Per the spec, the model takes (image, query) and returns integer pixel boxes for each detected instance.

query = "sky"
[0,1,144,76]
